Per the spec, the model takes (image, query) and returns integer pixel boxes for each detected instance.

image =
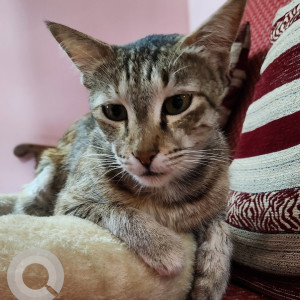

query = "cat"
[5,0,246,299]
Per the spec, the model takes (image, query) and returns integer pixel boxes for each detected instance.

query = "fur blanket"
[0,196,195,299]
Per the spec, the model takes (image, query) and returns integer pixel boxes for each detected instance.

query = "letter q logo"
[7,248,64,300]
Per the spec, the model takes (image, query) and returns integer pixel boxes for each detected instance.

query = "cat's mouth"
[134,170,171,188]
[141,171,165,177]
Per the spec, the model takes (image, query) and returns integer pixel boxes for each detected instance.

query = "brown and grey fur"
[5,0,246,299]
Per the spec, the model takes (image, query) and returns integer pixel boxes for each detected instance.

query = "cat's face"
[89,36,223,187]
[47,0,245,188]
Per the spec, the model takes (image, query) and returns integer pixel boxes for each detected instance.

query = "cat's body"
[7,0,246,299]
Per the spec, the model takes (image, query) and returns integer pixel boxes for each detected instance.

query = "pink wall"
[188,0,226,31]
[0,0,223,193]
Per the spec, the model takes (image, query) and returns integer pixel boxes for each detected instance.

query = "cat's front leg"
[13,164,55,216]
[189,218,232,300]
[55,194,185,276]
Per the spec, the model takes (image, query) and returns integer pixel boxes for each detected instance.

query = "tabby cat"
[9,0,246,298]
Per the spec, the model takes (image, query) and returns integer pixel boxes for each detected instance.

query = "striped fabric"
[225,0,291,152]
[226,0,300,282]
[270,2,300,43]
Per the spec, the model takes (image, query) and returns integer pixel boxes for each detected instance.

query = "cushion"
[226,0,300,298]
[225,0,292,151]
[224,280,267,300]
[230,262,300,299]
[0,214,195,299]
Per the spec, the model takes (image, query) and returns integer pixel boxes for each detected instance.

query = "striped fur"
[10,0,246,299]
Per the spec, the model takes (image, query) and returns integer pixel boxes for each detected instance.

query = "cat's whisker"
[91,167,124,186]
[136,184,144,197]
[132,180,143,193]
[99,161,121,167]
[93,158,119,163]
[166,150,229,163]
[91,168,119,177]
[83,153,116,159]
[184,156,229,162]
[182,149,229,156]
[170,46,188,68]
[184,148,229,153]
[86,153,116,158]
[166,155,185,163]
[172,165,202,178]
[187,152,228,157]
[88,159,119,166]
[96,163,120,167]
[87,159,120,166]
[95,165,121,172]
[190,155,229,161]
[116,171,129,185]
[183,152,228,158]
[89,162,121,174]
[87,144,112,151]
[170,65,190,77]
[167,41,183,69]
[110,169,127,181]
[85,157,116,164]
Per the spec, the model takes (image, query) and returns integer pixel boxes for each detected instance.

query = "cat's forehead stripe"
[161,69,169,87]
[118,71,128,97]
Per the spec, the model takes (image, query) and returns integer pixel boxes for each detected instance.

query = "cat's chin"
[133,172,172,188]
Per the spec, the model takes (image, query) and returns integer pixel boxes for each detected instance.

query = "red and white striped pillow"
[226,0,300,296]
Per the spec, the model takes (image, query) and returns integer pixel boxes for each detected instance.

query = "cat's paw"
[139,231,185,277]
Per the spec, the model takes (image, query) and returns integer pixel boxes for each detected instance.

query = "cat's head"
[47,0,246,188]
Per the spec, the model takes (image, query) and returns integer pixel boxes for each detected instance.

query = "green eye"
[163,94,192,115]
[102,104,127,121]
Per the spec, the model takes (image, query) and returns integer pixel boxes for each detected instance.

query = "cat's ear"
[182,0,246,52]
[46,21,113,82]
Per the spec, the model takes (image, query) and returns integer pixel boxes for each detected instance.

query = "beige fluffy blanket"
[0,196,195,299]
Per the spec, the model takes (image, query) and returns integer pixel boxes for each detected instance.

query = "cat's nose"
[133,150,158,168]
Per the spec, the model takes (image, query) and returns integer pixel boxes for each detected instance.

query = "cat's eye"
[163,94,192,115]
[102,104,128,121]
